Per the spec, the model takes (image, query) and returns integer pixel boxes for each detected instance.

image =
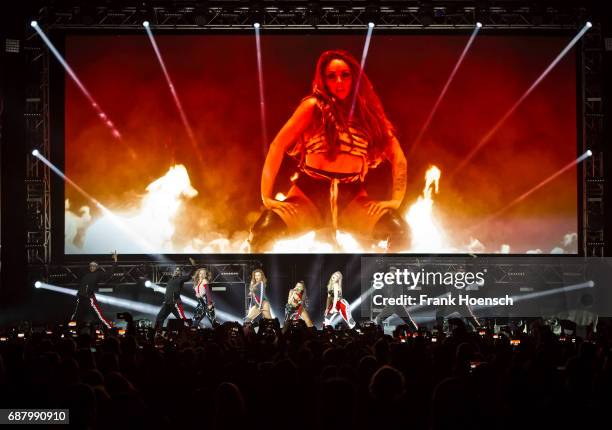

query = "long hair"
[250,269,267,290]
[193,268,211,283]
[326,271,343,293]
[310,49,395,162]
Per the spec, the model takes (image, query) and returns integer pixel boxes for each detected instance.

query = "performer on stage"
[284,281,313,327]
[192,267,219,328]
[245,269,272,323]
[250,49,410,252]
[71,251,118,329]
[324,271,356,329]
[374,265,419,331]
[155,258,196,330]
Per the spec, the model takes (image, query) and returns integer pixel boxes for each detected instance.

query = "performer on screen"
[192,267,219,328]
[250,49,410,252]
[154,258,196,330]
[284,281,313,327]
[324,271,356,329]
[245,269,272,323]
[71,251,118,329]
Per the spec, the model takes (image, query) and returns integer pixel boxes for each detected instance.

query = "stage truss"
[33,260,259,289]
[23,1,605,267]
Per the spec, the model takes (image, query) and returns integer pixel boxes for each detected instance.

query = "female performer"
[324,271,356,329]
[245,269,272,323]
[192,268,219,328]
[284,281,313,327]
[250,49,410,252]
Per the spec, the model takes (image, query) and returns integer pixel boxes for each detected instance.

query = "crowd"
[0,318,611,430]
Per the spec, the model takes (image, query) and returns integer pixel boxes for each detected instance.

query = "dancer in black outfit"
[71,251,118,329]
[155,257,196,330]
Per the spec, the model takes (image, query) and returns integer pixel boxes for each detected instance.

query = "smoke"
[65,199,92,252]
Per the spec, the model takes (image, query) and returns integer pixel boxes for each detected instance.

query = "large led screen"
[64,34,577,254]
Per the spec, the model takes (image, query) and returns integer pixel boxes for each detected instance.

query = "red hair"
[310,50,394,162]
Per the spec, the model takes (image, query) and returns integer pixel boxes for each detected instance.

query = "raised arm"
[261,97,317,207]
[287,289,294,304]
[180,258,197,282]
[98,251,119,283]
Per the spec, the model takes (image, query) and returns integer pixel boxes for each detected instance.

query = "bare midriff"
[304,152,363,174]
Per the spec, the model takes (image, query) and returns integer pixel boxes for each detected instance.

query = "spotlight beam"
[473,151,591,229]
[34,283,77,296]
[451,23,592,179]
[34,282,162,315]
[33,151,159,254]
[470,280,595,310]
[143,24,203,165]
[31,21,125,145]
[349,22,375,121]
[327,284,376,327]
[37,280,242,323]
[254,24,269,158]
[145,282,240,322]
[410,24,482,153]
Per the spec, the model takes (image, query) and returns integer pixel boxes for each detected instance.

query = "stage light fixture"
[31,149,40,156]
[143,21,150,27]
[586,149,593,157]
[145,280,152,287]
[368,22,375,28]
[586,21,592,28]
[254,22,260,29]
[30,20,38,27]
[419,1,434,27]
[476,22,483,28]
[34,281,42,289]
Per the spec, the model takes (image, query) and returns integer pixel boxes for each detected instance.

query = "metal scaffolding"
[23,1,605,268]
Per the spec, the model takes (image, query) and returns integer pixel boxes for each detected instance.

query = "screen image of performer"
[324,271,356,329]
[192,267,219,328]
[250,49,410,252]
[245,269,272,323]
[284,281,313,327]
[71,251,118,329]
[155,257,196,330]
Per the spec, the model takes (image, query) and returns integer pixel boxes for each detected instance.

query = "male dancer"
[155,257,196,330]
[71,251,118,329]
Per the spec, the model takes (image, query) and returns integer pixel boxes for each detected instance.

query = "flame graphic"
[69,165,198,253]
[66,163,575,254]
[405,165,450,252]
[270,230,384,253]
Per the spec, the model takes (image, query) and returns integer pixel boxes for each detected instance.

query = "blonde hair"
[326,271,343,293]
[193,268,211,283]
